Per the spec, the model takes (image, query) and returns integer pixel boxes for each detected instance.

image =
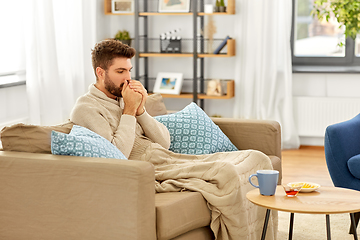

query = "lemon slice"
[287,182,320,192]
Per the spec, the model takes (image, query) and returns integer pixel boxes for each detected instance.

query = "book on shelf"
[213,36,231,54]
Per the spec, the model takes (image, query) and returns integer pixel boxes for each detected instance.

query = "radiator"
[293,97,360,137]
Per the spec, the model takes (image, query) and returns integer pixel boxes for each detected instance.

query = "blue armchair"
[325,113,360,234]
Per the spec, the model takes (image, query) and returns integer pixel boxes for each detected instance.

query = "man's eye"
[129,69,132,72]
[118,71,123,74]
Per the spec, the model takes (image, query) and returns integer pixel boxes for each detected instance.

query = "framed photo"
[153,72,183,95]
[206,79,223,96]
[158,0,191,13]
[111,0,134,13]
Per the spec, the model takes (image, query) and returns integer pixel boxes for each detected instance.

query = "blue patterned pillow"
[154,102,238,154]
[51,125,127,160]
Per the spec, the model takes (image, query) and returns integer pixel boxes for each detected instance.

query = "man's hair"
[91,39,136,79]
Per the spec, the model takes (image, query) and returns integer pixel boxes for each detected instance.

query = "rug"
[278,211,359,239]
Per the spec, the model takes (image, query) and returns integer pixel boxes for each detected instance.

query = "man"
[70,39,170,160]
[70,39,276,240]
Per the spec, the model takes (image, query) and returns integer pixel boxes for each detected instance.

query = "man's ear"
[96,67,105,80]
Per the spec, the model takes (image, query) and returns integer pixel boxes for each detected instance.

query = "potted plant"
[214,0,220,12]
[219,0,226,12]
[114,30,132,46]
[312,0,360,46]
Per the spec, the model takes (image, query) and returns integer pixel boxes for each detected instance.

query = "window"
[0,1,26,87]
[291,0,360,72]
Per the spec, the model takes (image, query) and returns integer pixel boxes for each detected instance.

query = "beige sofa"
[0,118,281,240]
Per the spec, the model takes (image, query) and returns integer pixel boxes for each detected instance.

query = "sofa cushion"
[348,154,360,179]
[155,191,211,240]
[0,121,74,153]
[154,102,238,154]
[51,125,127,160]
[172,227,214,240]
[145,93,167,117]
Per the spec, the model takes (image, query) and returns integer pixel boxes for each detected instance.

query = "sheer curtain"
[233,0,299,149]
[24,0,97,125]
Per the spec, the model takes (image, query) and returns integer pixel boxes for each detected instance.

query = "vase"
[121,39,132,46]
[219,6,226,12]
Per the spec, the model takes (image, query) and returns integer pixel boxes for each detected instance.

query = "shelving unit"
[104,0,236,109]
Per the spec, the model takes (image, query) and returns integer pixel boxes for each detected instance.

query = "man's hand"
[128,80,148,116]
[122,80,142,116]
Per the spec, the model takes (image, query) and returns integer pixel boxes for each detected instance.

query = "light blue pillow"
[51,125,127,160]
[154,102,238,154]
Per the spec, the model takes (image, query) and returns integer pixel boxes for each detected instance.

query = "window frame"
[291,0,360,73]
[0,71,26,88]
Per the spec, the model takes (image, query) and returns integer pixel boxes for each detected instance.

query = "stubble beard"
[104,71,122,98]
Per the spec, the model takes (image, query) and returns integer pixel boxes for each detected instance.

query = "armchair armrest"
[0,151,156,240]
[212,118,282,160]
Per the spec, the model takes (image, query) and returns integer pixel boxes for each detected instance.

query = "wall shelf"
[159,80,234,100]
[139,39,235,57]
[104,0,235,16]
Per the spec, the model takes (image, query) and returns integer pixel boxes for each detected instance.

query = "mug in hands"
[249,170,279,196]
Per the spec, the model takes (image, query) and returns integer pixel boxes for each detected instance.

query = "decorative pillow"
[0,121,74,153]
[348,154,360,179]
[154,102,238,154]
[51,125,127,160]
[145,93,168,117]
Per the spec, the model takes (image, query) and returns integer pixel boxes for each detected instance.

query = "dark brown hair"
[91,39,136,79]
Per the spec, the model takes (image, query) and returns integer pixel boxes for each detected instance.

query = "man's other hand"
[128,80,148,116]
[122,80,142,116]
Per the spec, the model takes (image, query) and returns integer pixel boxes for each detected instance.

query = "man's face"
[101,57,133,98]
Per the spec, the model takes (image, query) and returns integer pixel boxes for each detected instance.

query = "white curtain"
[233,0,300,149]
[24,0,97,125]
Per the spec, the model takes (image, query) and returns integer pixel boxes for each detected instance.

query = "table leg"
[350,213,359,240]
[350,212,360,236]
[261,209,271,240]
[326,214,331,240]
[288,213,294,240]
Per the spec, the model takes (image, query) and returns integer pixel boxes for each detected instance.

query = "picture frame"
[206,79,223,96]
[153,72,183,95]
[111,0,134,13]
[158,0,191,13]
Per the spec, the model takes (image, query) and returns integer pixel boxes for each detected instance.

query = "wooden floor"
[281,146,334,187]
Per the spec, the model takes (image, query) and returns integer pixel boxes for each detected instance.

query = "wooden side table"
[246,186,360,240]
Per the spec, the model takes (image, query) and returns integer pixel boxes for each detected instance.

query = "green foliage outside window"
[297,0,312,16]
[312,0,360,46]
[297,23,309,40]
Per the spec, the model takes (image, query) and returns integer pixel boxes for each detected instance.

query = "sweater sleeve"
[70,102,136,158]
[136,110,171,149]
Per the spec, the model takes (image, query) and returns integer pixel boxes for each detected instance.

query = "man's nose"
[125,71,131,80]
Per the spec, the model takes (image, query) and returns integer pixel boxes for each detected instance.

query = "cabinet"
[104,0,235,108]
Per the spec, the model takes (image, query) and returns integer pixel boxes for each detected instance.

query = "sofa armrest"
[0,151,156,240]
[212,118,282,160]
